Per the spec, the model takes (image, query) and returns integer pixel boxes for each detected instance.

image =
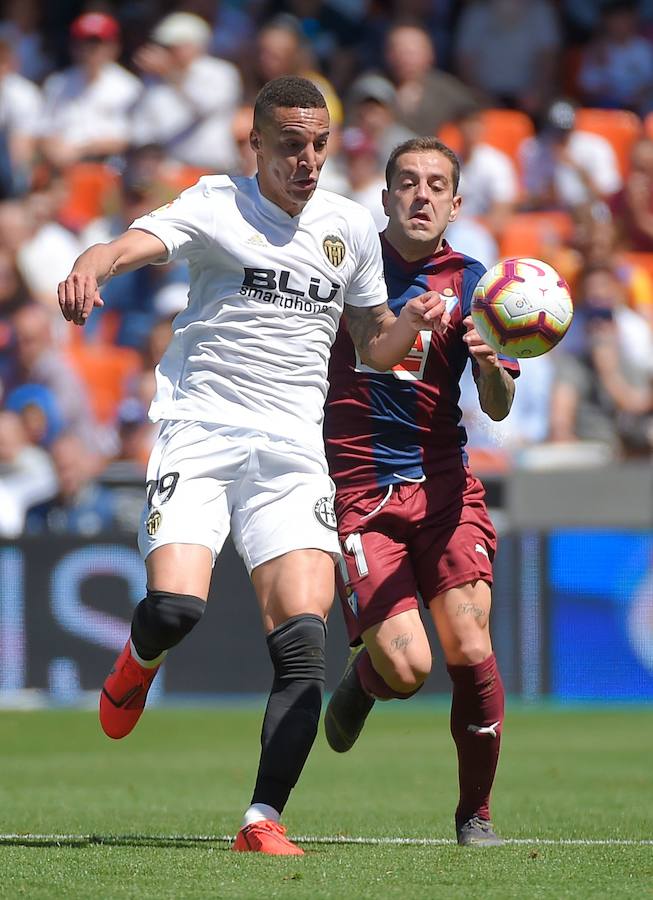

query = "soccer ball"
[471,257,573,358]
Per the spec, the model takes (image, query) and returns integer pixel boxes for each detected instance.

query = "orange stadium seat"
[477,109,535,162]
[437,121,463,155]
[66,343,141,424]
[59,162,121,231]
[617,251,653,323]
[498,211,574,260]
[164,165,208,194]
[575,108,642,178]
[439,108,535,165]
[620,251,653,282]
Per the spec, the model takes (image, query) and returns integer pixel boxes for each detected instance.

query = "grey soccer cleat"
[324,645,375,753]
[456,816,504,847]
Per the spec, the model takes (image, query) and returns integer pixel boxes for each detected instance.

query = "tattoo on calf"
[456,602,486,622]
[390,632,413,652]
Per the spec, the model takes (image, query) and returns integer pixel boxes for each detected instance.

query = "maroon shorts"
[334,466,496,644]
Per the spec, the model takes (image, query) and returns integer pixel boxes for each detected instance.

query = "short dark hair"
[254,76,327,128]
[385,137,460,193]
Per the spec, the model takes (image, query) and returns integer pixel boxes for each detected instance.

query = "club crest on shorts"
[322,234,346,268]
[314,496,337,531]
[146,509,162,536]
[342,578,359,617]
[346,588,358,617]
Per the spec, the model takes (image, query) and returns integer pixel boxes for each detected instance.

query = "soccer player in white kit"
[57,76,450,855]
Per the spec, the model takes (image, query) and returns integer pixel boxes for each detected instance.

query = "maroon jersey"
[324,237,519,489]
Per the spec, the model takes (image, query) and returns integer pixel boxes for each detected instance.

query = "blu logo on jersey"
[240,268,340,304]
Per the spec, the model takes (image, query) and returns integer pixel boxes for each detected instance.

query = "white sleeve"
[185,59,243,116]
[591,139,622,196]
[344,210,388,308]
[0,482,23,537]
[8,81,42,135]
[128,178,215,262]
[573,134,622,196]
[36,73,62,137]
[488,152,519,204]
[129,92,160,148]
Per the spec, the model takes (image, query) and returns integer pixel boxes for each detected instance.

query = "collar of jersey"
[381,233,452,271]
[253,174,312,222]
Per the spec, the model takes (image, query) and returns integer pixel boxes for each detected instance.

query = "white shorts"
[137,420,340,573]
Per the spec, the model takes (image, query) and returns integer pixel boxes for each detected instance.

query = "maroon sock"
[447,653,504,827]
[355,648,421,700]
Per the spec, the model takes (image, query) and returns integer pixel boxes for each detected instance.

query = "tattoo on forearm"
[456,602,486,622]
[390,632,413,652]
[345,305,386,357]
[478,366,515,419]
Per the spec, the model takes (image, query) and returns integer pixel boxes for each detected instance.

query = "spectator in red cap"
[70,12,119,43]
[37,12,141,169]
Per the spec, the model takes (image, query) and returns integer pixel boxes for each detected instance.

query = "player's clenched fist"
[58,270,104,326]
[400,290,450,335]
[462,315,499,371]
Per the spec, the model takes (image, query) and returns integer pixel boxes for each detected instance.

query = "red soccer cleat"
[99,640,162,739]
[232,820,304,855]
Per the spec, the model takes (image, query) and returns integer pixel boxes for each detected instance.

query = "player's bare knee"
[407,651,432,687]
[377,652,431,694]
[455,637,493,666]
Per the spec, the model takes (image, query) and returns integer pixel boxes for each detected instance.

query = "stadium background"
[0,0,652,708]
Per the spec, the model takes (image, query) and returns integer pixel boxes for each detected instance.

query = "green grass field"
[1,703,651,899]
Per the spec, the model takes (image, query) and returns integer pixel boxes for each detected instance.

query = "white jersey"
[129,55,242,171]
[130,175,387,447]
[39,63,141,146]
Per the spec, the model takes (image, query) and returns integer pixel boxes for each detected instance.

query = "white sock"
[129,639,167,669]
[242,803,281,827]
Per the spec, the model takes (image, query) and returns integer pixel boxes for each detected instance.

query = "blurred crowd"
[1,0,653,537]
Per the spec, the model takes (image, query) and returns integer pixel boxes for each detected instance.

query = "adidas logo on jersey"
[246,233,268,246]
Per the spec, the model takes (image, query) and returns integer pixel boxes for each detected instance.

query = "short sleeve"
[344,210,388,308]
[488,151,519,204]
[10,81,42,135]
[129,178,215,263]
[587,136,622,196]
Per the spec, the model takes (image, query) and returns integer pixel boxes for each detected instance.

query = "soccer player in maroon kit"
[323,137,519,846]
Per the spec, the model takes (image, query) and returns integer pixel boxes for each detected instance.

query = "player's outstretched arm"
[345,291,450,372]
[463,316,515,421]
[58,229,168,326]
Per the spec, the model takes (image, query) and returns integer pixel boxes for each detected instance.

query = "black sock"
[251,614,327,814]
